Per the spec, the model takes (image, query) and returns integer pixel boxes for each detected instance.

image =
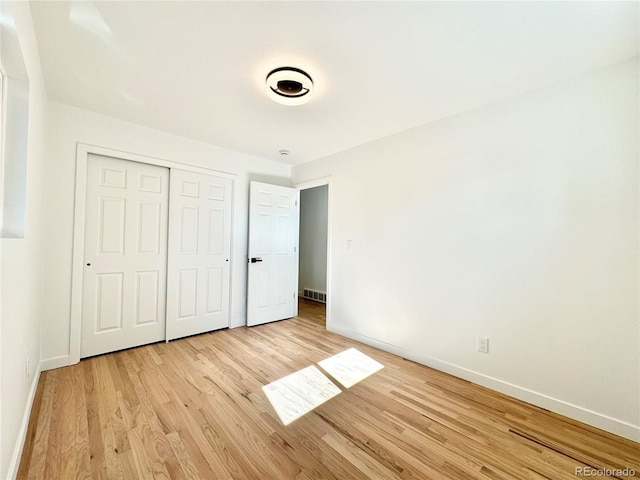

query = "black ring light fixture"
[266,67,313,106]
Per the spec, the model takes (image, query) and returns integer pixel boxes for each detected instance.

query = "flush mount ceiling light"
[266,67,313,106]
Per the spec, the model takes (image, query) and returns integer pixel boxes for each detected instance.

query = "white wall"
[299,185,328,293]
[0,2,47,478]
[41,102,290,367]
[292,59,639,441]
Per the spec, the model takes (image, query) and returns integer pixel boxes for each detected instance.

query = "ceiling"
[30,1,638,166]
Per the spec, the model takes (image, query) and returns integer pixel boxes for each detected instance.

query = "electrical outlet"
[477,337,489,354]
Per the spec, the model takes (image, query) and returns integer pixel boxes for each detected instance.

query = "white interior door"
[247,181,299,326]
[81,155,169,358]
[166,169,232,340]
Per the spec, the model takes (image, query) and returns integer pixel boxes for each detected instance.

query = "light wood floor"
[18,300,639,479]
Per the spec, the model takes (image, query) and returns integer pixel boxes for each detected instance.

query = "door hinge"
[293,292,296,298]
[294,246,296,253]
[295,200,298,207]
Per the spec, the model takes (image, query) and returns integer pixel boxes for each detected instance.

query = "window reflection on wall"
[0,1,30,238]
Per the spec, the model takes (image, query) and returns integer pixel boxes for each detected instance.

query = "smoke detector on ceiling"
[266,67,313,106]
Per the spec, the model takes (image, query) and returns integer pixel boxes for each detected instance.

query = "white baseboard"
[329,325,640,443]
[6,362,42,480]
[40,355,70,371]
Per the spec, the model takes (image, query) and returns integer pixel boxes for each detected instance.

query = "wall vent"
[302,288,326,303]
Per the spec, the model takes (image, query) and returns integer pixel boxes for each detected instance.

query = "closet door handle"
[250,257,263,263]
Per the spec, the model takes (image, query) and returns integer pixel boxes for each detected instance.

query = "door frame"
[70,143,236,365]
[294,176,332,330]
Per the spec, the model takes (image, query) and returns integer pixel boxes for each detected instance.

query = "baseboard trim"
[6,363,42,480]
[328,325,640,443]
[40,355,70,371]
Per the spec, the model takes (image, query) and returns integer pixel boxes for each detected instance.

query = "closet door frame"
[69,143,236,365]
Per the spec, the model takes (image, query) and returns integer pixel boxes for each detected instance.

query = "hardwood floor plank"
[25,371,55,480]
[93,356,126,480]
[18,300,639,479]
[72,364,93,480]
[321,430,402,480]
[82,360,108,479]
[166,431,202,480]
[43,371,64,479]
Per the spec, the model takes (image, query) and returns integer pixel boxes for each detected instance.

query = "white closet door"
[81,154,169,358]
[166,170,232,340]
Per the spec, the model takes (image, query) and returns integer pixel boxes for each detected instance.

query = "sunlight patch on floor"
[318,347,384,388]
[262,349,384,425]
[262,365,341,425]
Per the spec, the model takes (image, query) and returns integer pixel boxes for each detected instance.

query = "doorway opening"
[297,183,329,328]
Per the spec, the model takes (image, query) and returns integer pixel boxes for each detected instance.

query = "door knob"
[250,257,263,263]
